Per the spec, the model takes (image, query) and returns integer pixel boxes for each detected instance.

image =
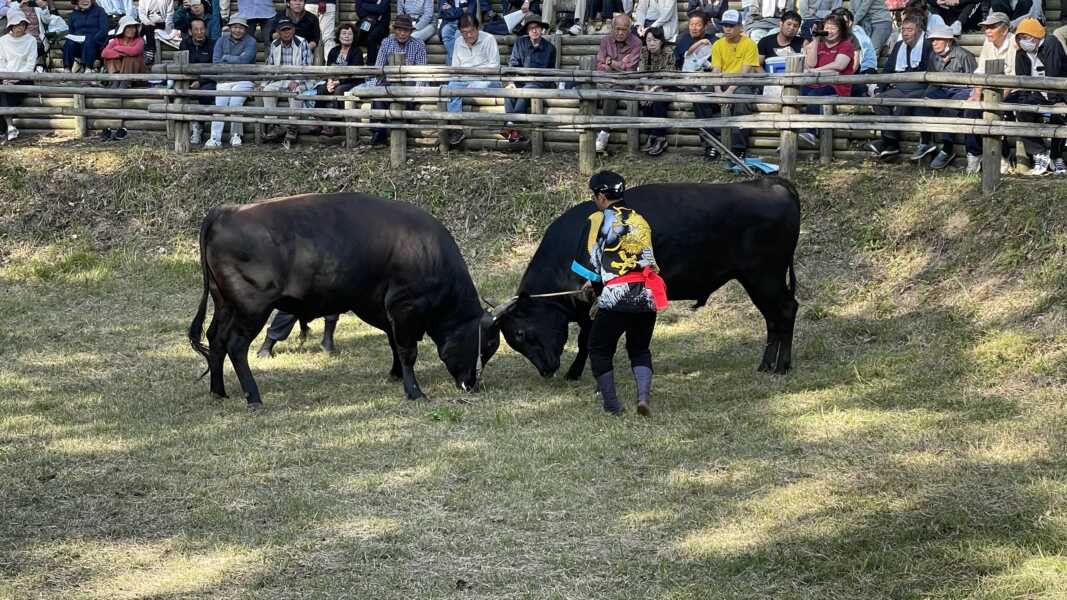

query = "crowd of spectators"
[0,0,1065,173]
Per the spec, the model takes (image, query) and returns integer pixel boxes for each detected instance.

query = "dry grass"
[1,134,1066,599]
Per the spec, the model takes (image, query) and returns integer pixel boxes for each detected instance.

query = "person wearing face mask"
[1006,18,1067,176]
[867,15,932,160]
[912,23,977,169]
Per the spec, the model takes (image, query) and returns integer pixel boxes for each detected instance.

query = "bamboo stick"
[531,97,545,157]
[73,94,87,138]
[779,57,803,178]
[820,104,834,165]
[173,52,191,154]
[982,59,1005,194]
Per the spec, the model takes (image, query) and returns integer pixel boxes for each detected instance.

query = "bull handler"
[257,312,340,357]
[571,171,668,417]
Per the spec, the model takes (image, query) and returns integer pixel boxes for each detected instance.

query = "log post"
[778,55,804,179]
[531,97,544,157]
[388,53,406,167]
[577,55,596,176]
[73,93,87,138]
[627,99,639,156]
[173,51,191,153]
[720,103,732,149]
[982,58,1005,194]
[820,104,834,165]
[438,99,450,153]
[344,96,359,148]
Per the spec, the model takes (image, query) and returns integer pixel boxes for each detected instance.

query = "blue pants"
[267,311,340,342]
[586,0,617,19]
[446,80,501,113]
[62,37,103,69]
[800,84,837,137]
[208,0,223,40]
[441,21,459,65]
[505,82,548,115]
[918,86,981,156]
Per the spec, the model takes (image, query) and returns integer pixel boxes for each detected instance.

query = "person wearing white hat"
[911,23,977,169]
[101,14,146,81]
[0,9,37,142]
[204,14,256,148]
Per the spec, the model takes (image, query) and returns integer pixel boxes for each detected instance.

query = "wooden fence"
[2,56,1063,192]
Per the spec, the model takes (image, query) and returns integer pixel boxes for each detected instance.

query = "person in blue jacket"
[63,0,109,72]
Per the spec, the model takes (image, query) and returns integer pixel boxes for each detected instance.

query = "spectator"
[15,0,68,65]
[179,16,215,145]
[688,0,728,35]
[439,0,475,65]
[261,17,314,145]
[398,0,436,41]
[1006,18,1065,175]
[237,0,275,42]
[964,11,1016,173]
[634,0,677,42]
[704,9,759,159]
[796,12,854,148]
[756,8,802,65]
[137,0,174,66]
[313,23,364,136]
[351,13,427,146]
[444,15,501,145]
[594,13,641,152]
[269,0,321,56]
[256,314,341,357]
[0,10,37,142]
[638,26,674,156]
[63,0,108,73]
[485,0,542,34]
[991,0,1044,28]
[674,10,715,68]
[101,14,145,82]
[313,0,340,59]
[925,0,980,34]
[205,14,256,148]
[501,13,556,143]
[570,0,619,35]
[912,23,976,169]
[832,7,877,89]
[849,0,892,53]
[867,15,932,159]
[174,0,213,36]
[357,0,390,64]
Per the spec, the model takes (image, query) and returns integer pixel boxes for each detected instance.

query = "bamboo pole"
[578,95,595,176]
[438,98,450,153]
[820,104,834,165]
[531,97,545,157]
[73,94,87,138]
[345,96,359,148]
[779,56,803,179]
[388,54,406,168]
[982,59,1005,194]
[720,102,732,152]
[627,99,639,156]
[173,52,191,153]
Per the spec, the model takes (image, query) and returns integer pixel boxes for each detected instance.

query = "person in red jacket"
[101,15,146,85]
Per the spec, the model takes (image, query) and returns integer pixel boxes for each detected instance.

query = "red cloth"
[606,268,669,311]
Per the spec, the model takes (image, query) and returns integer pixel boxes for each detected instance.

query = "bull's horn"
[490,296,520,321]
[480,297,498,309]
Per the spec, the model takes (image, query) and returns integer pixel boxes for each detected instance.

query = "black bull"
[188,193,500,406]
[495,177,801,379]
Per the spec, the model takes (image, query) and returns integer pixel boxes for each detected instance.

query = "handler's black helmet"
[588,170,625,199]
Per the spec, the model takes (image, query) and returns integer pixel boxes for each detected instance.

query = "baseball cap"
[275,17,296,29]
[721,9,741,26]
[978,12,1010,27]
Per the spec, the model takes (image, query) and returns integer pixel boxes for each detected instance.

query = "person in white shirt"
[0,10,38,141]
[634,0,677,42]
[444,14,501,146]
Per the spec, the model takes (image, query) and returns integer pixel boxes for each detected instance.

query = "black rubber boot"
[320,318,338,353]
[633,366,653,417]
[256,338,277,359]
[596,371,622,415]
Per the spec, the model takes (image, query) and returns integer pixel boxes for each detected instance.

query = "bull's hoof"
[637,400,652,417]
[407,393,428,402]
[757,363,772,373]
[210,390,228,400]
[388,371,402,382]
[319,341,337,354]
[564,372,582,381]
[246,401,263,411]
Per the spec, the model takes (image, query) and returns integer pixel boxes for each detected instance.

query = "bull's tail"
[188,209,220,376]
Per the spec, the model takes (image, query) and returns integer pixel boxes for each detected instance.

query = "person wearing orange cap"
[1006,17,1067,175]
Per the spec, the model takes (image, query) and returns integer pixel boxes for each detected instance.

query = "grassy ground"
[1,134,1066,599]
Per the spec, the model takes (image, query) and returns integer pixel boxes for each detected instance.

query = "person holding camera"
[796,13,854,149]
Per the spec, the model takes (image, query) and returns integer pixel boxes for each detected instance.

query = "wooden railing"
[2,56,1061,192]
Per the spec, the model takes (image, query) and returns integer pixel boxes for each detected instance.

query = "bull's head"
[492,293,571,378]
[439,311,500,392]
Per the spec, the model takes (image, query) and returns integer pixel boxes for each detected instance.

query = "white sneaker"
[5,126,18,142]
[1054,158,1066,175]
[567,22,583,35]
[595,130,609,152]
[190,123,202,145]
[204,138,222,149]
[966,153,981,174]
[230,134,242,147]
[71,60,83,73]
[1030,152,1051,176]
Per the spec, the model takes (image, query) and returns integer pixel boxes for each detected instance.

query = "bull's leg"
[565,319,591,381]
[226,313,271,407]
[385,329,403,381]
[298,319,310,344]
[740,275,799,374]
[206,308,230,399]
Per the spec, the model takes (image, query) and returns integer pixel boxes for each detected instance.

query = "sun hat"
[392,14,414,30]
[927,23,957,40]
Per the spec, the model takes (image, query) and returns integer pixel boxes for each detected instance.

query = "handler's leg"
[588,309,627,415]
[257,310,298,358]
[624,311,657,416]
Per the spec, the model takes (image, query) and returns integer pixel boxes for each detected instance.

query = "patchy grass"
[1,135,1066,599]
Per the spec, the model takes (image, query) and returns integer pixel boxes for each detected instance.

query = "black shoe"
[447,128,467,146]
[256,338,277,359]
[112,127,128,140]
[868,140,899,159]
[98,127,114,141]
[369,131,387,146]
[703,145,720,161]
[262,126,284,142]
[647,136,667,156]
